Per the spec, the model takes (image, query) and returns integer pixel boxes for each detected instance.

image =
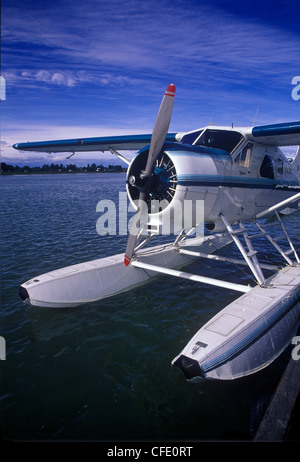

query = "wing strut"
[109,148,131,165]
[131,260,251,293]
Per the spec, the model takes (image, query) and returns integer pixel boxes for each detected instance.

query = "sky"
[1,0,300,166]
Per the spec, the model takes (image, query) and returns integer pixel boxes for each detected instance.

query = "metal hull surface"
[173,265,300,380]
[19,234,231,308]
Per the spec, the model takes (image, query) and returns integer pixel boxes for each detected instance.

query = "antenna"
[208,111,214,125]
[252,105,260,125]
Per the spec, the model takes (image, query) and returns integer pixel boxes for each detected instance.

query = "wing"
[246,121,300,146]
[13,133,178,153]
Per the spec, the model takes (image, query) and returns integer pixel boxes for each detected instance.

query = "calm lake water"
[0,173,299,442]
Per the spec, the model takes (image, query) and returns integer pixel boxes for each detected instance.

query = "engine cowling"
[126,145,222,234]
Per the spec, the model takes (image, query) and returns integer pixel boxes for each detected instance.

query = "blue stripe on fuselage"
[177,174,298,190]
[201,286,300,374]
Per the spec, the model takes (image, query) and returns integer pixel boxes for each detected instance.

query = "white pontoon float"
[19,193,300,381]
[173,194,300,380]
[18,233,232,309]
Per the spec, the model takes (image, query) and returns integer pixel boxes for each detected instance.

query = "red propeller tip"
[124,255,131,266]
[165,84,176,97]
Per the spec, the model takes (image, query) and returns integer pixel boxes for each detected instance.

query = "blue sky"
[1,0,300,166]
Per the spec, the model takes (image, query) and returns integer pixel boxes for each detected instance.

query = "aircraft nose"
[19,285,29,301]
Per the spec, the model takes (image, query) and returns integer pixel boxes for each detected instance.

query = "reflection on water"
[0,174,299,441]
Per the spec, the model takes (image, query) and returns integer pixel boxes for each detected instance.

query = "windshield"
[194,129,244,153]
[180,130,203,145]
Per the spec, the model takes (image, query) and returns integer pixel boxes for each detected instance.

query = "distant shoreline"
[0,162,127,175]
[1,170,127,175]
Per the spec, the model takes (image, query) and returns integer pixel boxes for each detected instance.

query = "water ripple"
[1,174,299,441]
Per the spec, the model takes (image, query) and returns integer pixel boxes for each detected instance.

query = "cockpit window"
[180,130,204,145]
[193,129,244,153]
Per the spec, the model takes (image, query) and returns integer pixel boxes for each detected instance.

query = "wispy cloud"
[26,70,76,87]
[3,0,299,83]
[5,69,138,89]
[1,0,300,164]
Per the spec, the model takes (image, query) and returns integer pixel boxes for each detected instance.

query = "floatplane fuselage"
[13,84,300,381]
[125,124,300,235]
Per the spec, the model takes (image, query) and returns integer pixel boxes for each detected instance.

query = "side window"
[260,155,275,179]
[234,143,253,168]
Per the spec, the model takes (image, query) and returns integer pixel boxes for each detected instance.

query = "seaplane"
[13,84,300,381]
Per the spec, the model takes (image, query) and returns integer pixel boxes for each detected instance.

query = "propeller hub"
[128,175,136,186]
[126,150,177,212]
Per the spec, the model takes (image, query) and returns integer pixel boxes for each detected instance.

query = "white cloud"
[36,70,76,87]
[2,0,300,165]
[2,69,140,90]
[3,0,299,83]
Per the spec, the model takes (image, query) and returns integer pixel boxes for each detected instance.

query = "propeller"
[124,84,176,266]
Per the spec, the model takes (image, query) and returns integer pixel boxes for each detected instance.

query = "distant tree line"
[1,162,126,174]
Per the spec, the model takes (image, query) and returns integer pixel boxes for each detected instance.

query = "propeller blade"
[143,84,176,178]
[124,192,147,266]
[124,84,176,266]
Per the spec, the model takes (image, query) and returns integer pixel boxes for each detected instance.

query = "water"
[0,173,299,441]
